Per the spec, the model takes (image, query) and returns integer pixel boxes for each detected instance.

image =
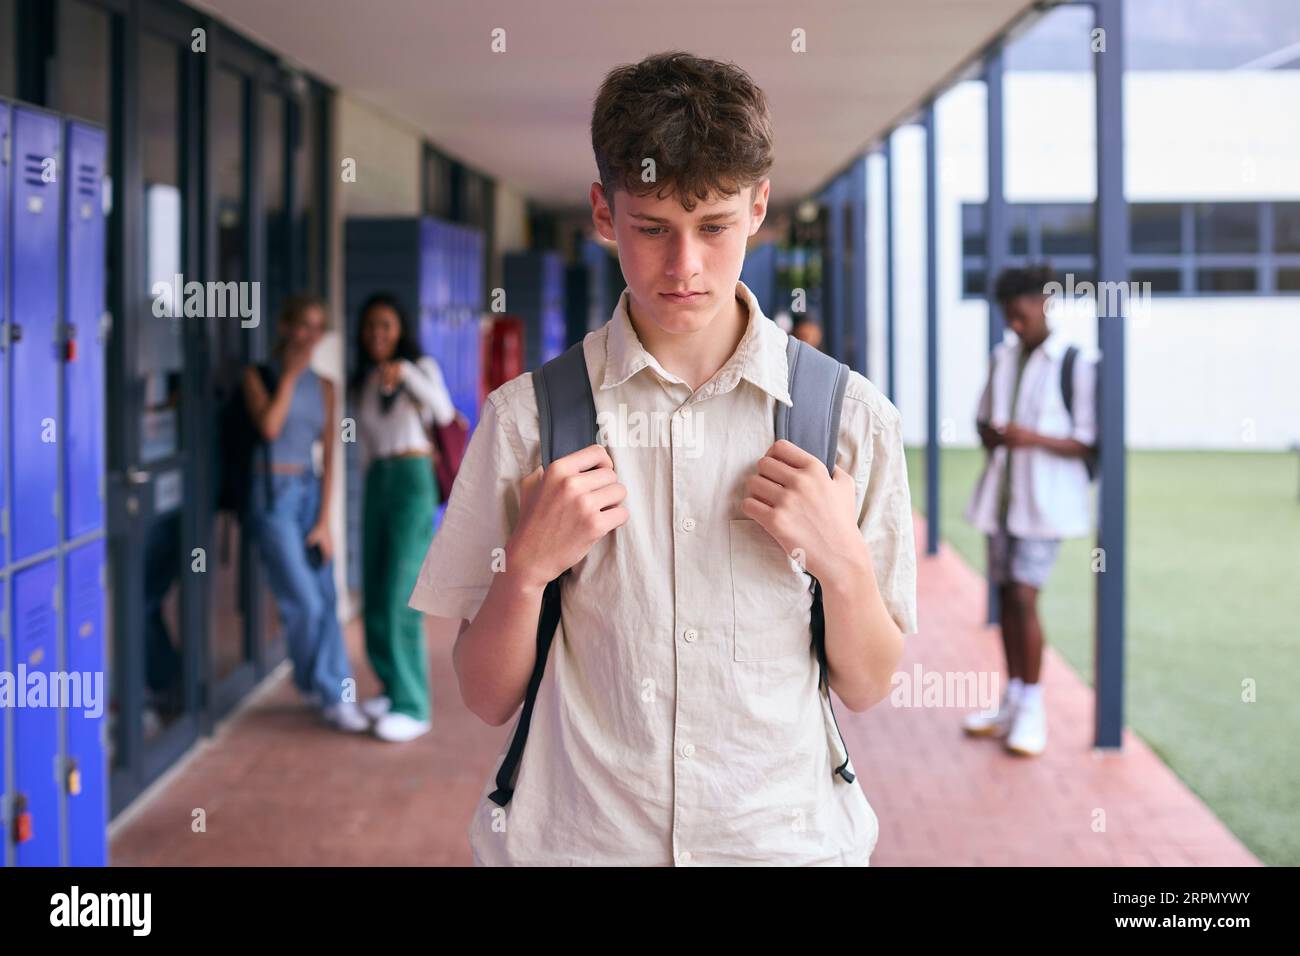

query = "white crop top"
[357,357,457,466]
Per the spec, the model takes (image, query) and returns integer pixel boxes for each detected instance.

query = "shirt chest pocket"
[729,518,815,662]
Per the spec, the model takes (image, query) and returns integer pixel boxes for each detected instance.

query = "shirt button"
[681,517,696,532]
[678,850,693,865]
[682,743,695,758]
[683,628,698,643]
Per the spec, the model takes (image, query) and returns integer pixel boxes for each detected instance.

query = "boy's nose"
[665,235,703,278]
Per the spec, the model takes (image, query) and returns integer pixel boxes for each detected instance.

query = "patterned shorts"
[986,530,1061,588]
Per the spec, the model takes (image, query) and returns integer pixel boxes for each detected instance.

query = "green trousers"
[363,456,437,721]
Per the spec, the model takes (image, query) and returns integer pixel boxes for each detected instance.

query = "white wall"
[875,71,1300,451]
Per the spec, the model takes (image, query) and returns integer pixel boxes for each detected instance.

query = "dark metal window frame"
[961,199,1300,297]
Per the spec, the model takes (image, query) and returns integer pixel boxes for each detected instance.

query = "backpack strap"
[778,337,856,784]
[1058,345,1099,481]
[489,342,591,807]
[1060,345,1078,423]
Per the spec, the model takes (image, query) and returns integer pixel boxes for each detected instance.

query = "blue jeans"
[248,470,352,706]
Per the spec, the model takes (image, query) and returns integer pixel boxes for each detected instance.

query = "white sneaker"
[962,687,1020,738]
[361,695,392,721]
[322,700,371,733]
[373,712,432,743]
[1004,697,1048,756]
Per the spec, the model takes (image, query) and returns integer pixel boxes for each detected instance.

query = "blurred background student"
[352,292,459,742]
[243,295,368,732]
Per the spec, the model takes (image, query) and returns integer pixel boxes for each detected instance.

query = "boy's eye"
[637,225,729,237]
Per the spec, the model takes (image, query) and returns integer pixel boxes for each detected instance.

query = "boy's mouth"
[660,290,707,303]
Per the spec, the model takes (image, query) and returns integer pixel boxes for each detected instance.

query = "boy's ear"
[591,182,616,242]
[748,179,771,236]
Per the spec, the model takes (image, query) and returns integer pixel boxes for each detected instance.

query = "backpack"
[216,363,279,516]
[488,336,857,808]
[1060,345,1098,482]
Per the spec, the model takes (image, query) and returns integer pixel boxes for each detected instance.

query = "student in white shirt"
[962,264,1098,756]
[351,292,459,742]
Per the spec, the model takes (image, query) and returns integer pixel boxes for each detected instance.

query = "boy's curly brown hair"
[591,51,773,214]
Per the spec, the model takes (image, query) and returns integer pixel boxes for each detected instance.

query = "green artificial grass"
[905,446,1300,867]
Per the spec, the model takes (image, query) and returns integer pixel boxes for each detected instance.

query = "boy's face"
[591,178,769,336]
[1003,293,1049,343]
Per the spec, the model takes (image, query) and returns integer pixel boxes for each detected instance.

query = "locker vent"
[77,163,98,198]
[23,153,51,188]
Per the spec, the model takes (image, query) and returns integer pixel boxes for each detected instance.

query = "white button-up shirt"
[409,280,918,865]
[965,327,1099,539]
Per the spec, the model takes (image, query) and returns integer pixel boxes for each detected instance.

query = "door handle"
[126,467,150,485]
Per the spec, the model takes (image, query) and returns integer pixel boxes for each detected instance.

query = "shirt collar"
[602,280,792,406]
[1013,325,1069,362]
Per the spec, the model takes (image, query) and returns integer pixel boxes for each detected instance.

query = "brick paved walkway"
[111,517,1258,866]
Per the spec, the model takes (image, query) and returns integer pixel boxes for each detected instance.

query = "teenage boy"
[962,264,1098,757]
[409,52,917,865]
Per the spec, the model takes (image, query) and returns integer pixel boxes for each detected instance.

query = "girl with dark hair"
[353,292,460,742]
[243,295,368,733]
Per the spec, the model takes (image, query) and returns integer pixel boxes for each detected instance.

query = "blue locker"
[0,102,10,570]
[63,122,107,539]
[13,558,60,866]
[64,538,106,866]
[10,107,62,562]
[0,579,7,866]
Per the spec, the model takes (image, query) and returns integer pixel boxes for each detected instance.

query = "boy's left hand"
[741,439,870,584]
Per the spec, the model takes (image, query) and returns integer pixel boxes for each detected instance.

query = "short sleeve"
[841,379,919,636]
[407,387,526,622]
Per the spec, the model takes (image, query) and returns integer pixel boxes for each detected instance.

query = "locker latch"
[67,757,82,797]
[64,323,78,362]
[14,793,32,844]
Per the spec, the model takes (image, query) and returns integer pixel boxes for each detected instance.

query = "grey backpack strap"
[776,337,850,475]
[533,340,596,467]
[490,341,596,808]
[776,336,856,786]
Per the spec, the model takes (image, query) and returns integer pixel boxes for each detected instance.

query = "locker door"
[0,580,7,866]
[0,102,9,570]
[63,123,108,539]
[65,538,106,866]
[13,559,60,866]
[10,108,62,561]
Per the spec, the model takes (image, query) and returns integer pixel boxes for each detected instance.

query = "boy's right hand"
[506,443,628,590]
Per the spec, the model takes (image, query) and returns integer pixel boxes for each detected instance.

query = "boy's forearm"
[818,549,904,713]
[453,565,548,726]
[1033,434,1093,458]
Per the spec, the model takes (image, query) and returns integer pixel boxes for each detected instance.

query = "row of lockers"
[1,540,108,866]
[1,102,108,568]
[1,100,110,866]
[503,251,567,368]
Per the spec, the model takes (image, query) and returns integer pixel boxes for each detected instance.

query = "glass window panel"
[1130,268,1182,294]
[1009,205,1030,255]
[0,0,16,98]
[1196,268,1258,293]
[1276,268,1300,292]
[1130,203,1183,255]
[1039,203,1094,256]
[1274,203,1300,254]
[962,204,985,257]
[56,0,111,127]
[260,90,286,321]
[1194,203,1259,254]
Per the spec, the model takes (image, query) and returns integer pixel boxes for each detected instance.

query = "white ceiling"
[192,0,1033,210]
